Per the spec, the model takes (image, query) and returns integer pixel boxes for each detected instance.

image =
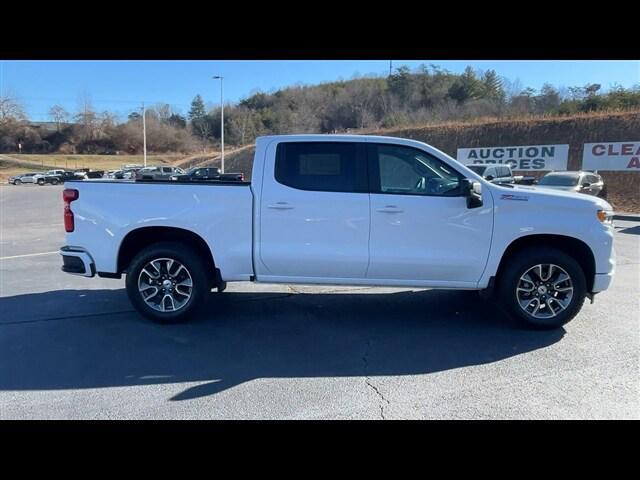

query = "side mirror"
[582,182,591,188]
[462,179,483,209]
[485,175,494,181]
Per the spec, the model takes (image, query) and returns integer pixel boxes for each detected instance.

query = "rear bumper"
[60,246,95,277]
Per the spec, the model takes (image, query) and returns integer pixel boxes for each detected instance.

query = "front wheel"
[125,242,209,324]
[15,179,22,185]
[37,178,45,185]
[497,247,586,329]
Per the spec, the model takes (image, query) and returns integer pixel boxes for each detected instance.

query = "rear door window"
[275,142,367,193]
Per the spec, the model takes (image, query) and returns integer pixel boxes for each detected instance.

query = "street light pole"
[213,76,224,173]
[142,102,147,167]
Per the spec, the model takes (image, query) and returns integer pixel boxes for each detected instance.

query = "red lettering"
[592,144,605,156]
[621,144,633,155]
[627,157,640,168]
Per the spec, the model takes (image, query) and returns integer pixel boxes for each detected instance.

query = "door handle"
[267,202,294,210]
[376,205,403,213]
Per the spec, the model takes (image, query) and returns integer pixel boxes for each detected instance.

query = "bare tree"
[48,104,69,131]
[155,103,172,123]
[0,92,26,124]
[75,93,98,141]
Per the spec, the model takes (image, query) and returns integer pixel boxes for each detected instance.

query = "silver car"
[537,171,606,198]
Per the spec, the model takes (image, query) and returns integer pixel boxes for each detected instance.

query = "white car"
[59,135,615,329]
[537,171,606,198]
[8,172,40,184]
[465,163,515,184]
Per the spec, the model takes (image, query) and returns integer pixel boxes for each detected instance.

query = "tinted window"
[275,142,367,193]
[369,144,462,196]
[466,165,487,176]
[499,166,511,177]
[587,174,599,183]
[539,174,579,186]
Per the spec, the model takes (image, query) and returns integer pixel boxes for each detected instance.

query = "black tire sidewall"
[125,242,209,324]
[498,247,586,329]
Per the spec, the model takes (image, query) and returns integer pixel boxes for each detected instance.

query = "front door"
[366,143,494,286]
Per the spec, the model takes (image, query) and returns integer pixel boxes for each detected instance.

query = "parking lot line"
[0,251,59,261]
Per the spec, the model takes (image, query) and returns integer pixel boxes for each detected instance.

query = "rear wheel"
[37,178,45,185]
[51,178,59,185]
[497,247,586,329]
[125,242,209,324]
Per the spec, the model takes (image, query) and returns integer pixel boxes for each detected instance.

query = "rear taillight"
[63,189,79,232]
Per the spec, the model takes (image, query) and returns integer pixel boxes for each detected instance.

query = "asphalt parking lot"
[0,183,638,419]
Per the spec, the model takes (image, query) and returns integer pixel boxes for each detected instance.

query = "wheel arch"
[495,234,596,292]
[117,226,219,284]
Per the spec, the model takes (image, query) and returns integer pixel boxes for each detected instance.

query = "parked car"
[170,167,245,182]
[514,175,538,186]
[537,171,607,198]
[40,170,84,184]
[8,172,40,184]
[111,168,140,180]
[136,166,186,180]
[465,163,515,184]
[33,172,62,185]
[59,134,615,329]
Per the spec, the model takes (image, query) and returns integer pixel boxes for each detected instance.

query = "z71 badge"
[500,194,529,201]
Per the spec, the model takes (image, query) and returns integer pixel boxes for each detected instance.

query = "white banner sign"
[583,142,640,171]
[457,144,569,171]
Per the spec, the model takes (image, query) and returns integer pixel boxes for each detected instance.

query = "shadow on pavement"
[0,288,565,401]
[617,225,640,236]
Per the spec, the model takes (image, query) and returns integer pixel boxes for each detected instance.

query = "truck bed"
[64,180,255,280]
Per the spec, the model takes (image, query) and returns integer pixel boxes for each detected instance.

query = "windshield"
[538,174,579,186]
[466,165,488,176]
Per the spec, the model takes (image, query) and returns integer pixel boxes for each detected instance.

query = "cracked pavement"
[0,185,638,419]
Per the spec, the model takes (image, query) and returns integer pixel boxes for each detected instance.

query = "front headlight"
[597,209,614,225]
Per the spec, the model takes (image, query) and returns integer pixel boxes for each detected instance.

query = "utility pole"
[142,102,147,167]
[389,60,393,76]
[212,76,224,173]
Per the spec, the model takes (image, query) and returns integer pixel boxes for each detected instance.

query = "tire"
[37,179,45,185]
[497,247,586,329]
[15,179,22,185]
[125,242,209,324]
[51,179,59,185]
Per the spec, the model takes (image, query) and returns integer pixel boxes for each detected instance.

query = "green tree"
[534,83,560,113]
[188,94,206,120]
[448,66,481,104]
[480,70,505,102]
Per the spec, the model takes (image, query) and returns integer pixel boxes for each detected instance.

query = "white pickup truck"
[59,135,616,329]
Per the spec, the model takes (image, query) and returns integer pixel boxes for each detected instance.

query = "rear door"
[258,140,370,279]
[366,142,493,285]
